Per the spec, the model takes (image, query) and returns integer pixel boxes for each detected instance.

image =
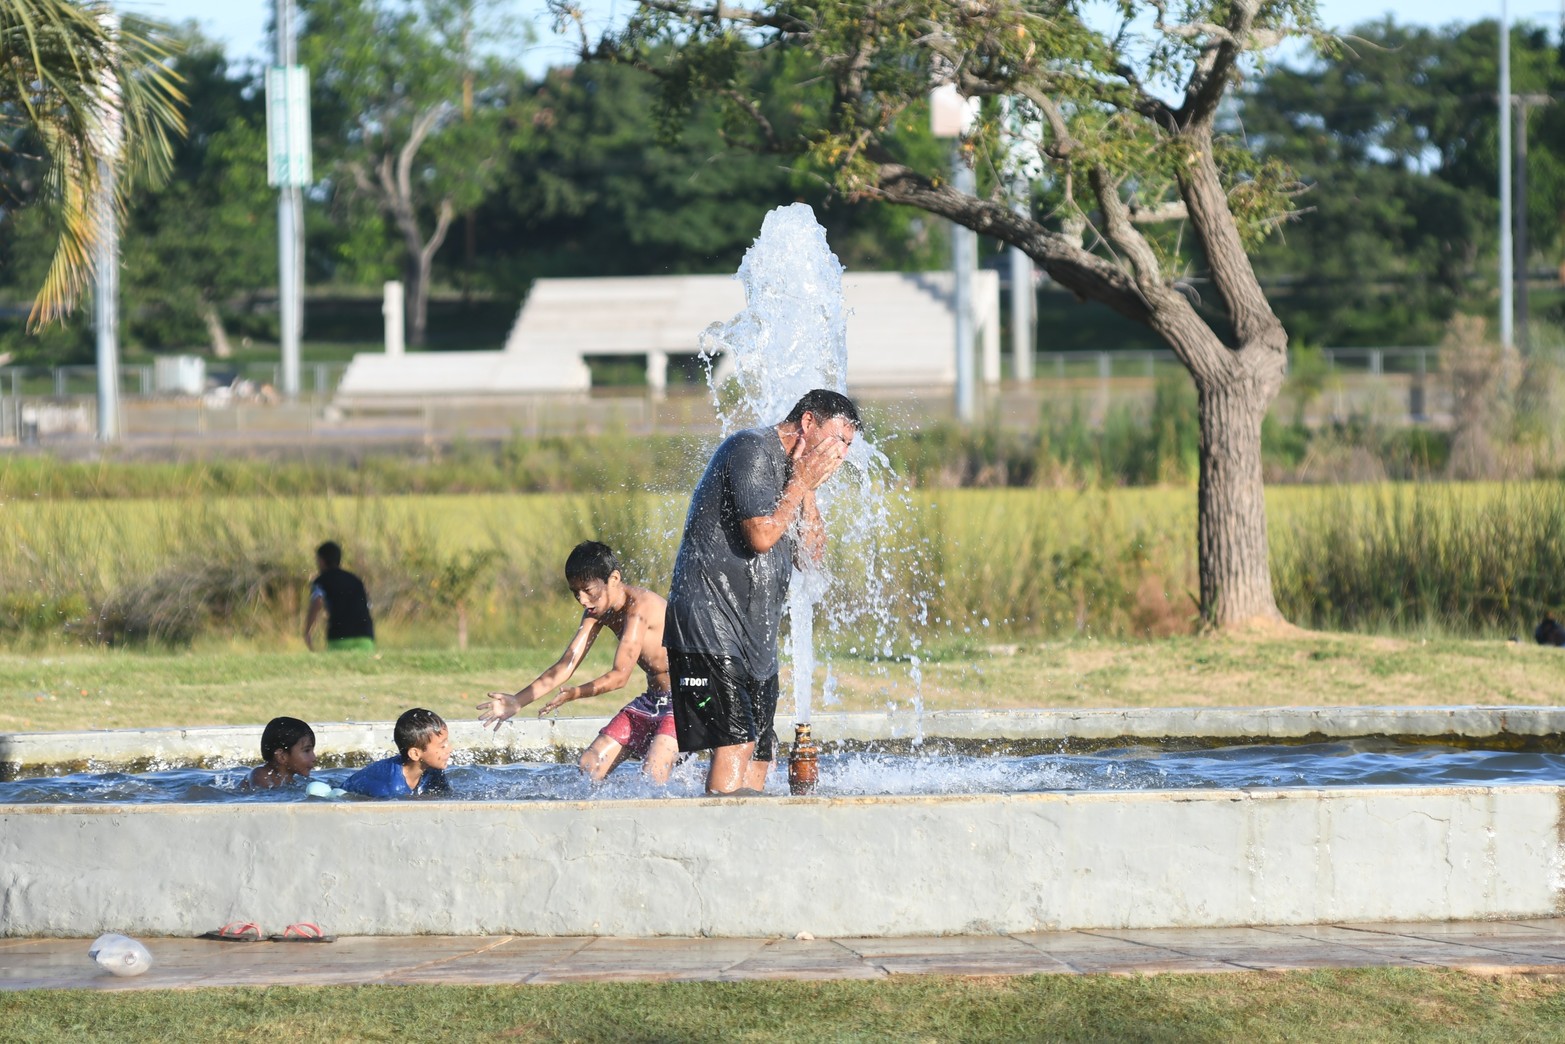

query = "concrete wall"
[9,706,1565,777]
[3,785,1562,938]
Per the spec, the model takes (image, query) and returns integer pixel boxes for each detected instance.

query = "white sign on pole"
[265,66,312,187]
[929,84,980,139]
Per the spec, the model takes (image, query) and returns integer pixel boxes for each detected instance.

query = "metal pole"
[94,157,119,441]
[1009,175,1034,382]
[1516,97,1529,351]
[1499,0,1514,350]
[277,0,302,400]
[953,143,976,423]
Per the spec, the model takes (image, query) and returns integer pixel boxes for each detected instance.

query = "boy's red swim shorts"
[599,691,676,758]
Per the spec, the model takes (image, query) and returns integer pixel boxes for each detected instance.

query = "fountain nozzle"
[788,723,819,795]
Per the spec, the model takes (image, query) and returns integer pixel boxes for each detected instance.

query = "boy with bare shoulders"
[477,541,677,784]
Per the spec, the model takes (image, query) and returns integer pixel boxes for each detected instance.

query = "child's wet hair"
[316,540,343,569]
[394,708,446,757]
[565,540,620,584]
[260,717,314,763]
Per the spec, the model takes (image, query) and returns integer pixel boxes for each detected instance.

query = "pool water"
[2,740,1563,804]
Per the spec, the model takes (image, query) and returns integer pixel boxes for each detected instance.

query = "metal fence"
[0,349,1448,446]
[1032,346,1438,381]
[0,361,349,401]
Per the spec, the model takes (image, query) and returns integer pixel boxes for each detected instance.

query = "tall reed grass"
[1,483,1557,649]
[1269,483,1565,635]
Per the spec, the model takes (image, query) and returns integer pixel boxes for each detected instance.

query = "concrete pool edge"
[7,705,1565,776]
[4,784,1563,938]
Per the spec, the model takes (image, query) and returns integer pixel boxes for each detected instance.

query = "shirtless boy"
[478,541,677,784]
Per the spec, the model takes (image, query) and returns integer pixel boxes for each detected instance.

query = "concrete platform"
[6,920,1565,990]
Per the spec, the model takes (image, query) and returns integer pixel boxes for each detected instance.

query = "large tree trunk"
[1195,362,1285,628]
[870,145,1293,631]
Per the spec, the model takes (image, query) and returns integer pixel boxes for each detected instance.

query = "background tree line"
[0,3,1560,366]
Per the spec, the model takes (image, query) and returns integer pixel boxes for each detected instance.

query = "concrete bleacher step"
[336,272,998,399]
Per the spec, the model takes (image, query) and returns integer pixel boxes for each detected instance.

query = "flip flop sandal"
[198,921,263,942]
[269,922,336,943]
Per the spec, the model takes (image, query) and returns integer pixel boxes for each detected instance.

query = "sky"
[118,0,1560,76]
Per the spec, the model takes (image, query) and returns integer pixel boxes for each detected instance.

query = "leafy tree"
[1242,18,1565,346]
[580,0,1320,629]
[0,0,184,325]
[299,0,514,346]
[475,57,945,295]
[119,29,274,355]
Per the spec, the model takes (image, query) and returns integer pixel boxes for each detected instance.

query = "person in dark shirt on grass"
[305,540,375,652]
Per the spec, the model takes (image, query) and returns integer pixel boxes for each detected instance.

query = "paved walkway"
[7,919,1565,990]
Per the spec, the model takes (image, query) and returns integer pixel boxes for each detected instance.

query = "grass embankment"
[5,970,1565,1041]
[3,631,1560,733]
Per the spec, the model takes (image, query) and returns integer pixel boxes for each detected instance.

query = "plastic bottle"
[88,933,153,977]
[305,780,346,799]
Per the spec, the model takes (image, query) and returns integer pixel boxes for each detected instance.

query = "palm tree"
[0,0,184,325]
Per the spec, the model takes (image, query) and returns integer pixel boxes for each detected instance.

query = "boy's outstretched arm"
[537,607,647,715]
[477,615,600,730]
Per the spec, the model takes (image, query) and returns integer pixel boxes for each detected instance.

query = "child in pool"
[249,717,317,789]
[341,708,453,798]
[478,541,678,784]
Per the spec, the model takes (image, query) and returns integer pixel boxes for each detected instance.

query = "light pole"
[93,12,123,442]
[1009,175,1034,383]
[268,0,310,399]
[1499,0,1514,350]
[930,85,979,422]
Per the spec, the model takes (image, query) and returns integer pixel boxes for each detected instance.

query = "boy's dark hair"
[260,716,314,763]
[784,389,861,431]
[565,540,621,584]
[395,707,447,757]
[316,541,343,570]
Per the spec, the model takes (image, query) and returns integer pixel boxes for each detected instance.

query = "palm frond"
[0,0,186,325]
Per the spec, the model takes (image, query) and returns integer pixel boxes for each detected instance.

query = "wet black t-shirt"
[666,426,792,677]
[310,568,375,641]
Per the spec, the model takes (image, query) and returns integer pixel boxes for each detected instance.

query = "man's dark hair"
[784,389,861,431]
[565,540,621,584]
[260,716,314,763]
[395,707,447,757]
[316,541,343,570]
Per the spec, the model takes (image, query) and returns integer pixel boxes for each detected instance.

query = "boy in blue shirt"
[342,708,453,797]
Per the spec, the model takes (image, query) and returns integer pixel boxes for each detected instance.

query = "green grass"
[4,970,1565,1042]
[5,630,1562,734]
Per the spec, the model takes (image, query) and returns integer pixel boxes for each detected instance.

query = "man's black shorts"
[670,650,779,761]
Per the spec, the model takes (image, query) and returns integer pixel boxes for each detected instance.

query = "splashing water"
[701,203,929,733]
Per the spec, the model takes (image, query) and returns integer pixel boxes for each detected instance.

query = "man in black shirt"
[667,389,860,794]
[305,541,375,652]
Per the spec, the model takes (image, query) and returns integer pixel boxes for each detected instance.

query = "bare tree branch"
[873,160,1152,327]
[1129,200,1188,224]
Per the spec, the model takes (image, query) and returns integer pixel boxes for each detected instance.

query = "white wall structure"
[6,708,1565,938]
[333,272,1001,403]
[3,786,1563,938]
